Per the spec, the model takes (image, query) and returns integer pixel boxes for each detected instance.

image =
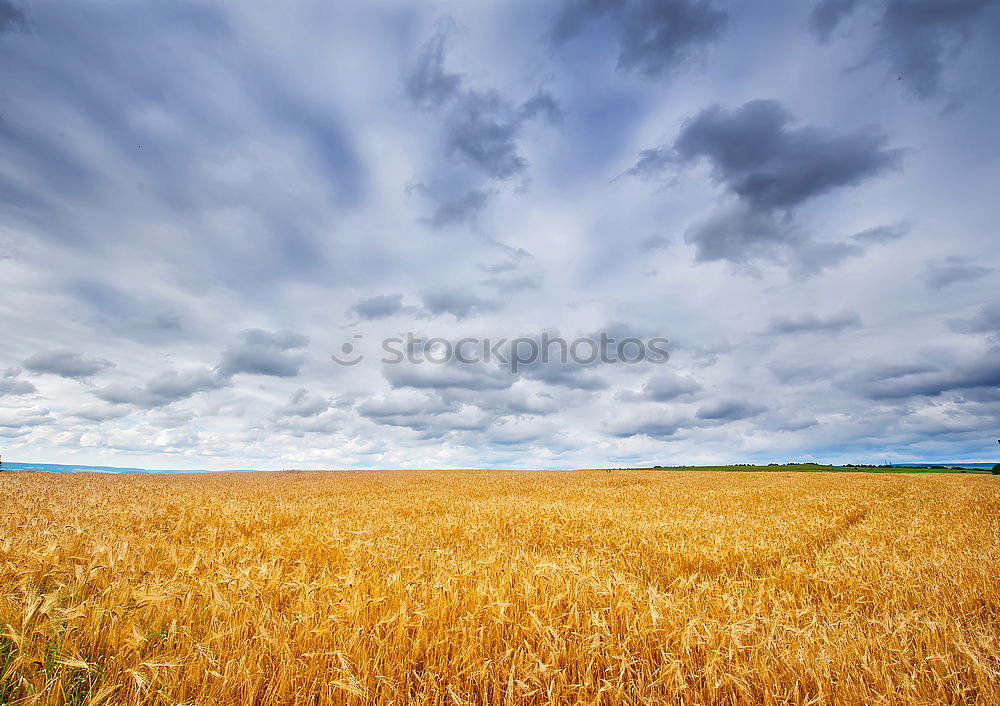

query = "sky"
[1,0,998,471]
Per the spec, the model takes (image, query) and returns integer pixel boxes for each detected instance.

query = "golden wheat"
[1,470,998,705]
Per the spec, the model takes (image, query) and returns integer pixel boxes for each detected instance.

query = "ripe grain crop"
[1,470,998,705]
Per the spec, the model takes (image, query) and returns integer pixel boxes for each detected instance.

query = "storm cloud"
[406,31,559,186]
[696,399,765,421]
[948,304,1000,337]
[275,389,331,418]
[217,329,309,379]
[809,0,997,99]
[767,311,861,336]
[671,100,901,210]
[809,0,860,42]
[383,359,513,392]
[23,351,115,380]
[550,0,728,78]
[610,416,685,439]
[629,99,902,266]
[420,288,502,319]
[0,368,35,396]
[0,0,27,34]
[617,371,701,402]
[95,367,227,409]
[847,352,1000,400]
[425,189,491,228]
[351,294,406,320]
[920,257,993,290]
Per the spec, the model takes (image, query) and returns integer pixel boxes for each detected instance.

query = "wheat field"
[1,470,998,705]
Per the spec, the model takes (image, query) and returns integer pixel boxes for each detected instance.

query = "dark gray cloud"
[0,379,35,396]
[810,0,996,99]
[630,100,902,266]
[405,31,463,108]
[617,371,701,401]
[23,350,115,380]
[517,360,608,390]
[491,332,618,391]
[0,0,372,310]
[382,331,614,393]
[768,415,820,433]
[788,239,866,277]
[671,100,902,210]
[254,73,367,208]
[444,91,530,181]
[425,189,490,228]
[351,294,405,320]
[383,360,513,392]
[851,224,908,244]
[550,0,728,78]
[677,209,871,275]
[948,303,1000,336]
[920,257,993,290]
[0,368,35,396]
[218,329,309,378]
[848,352,1000,400]
[767,311,861,335]
[610,417,684,439]
[809,0,859,42]
[696,399,765,421]
[678,203,795,265]
[549,0,618,49]
[520,90,564,125]
[872,362,942,380]
[67,280,186,343]
[736,223,906,276]
[275,389,330,418]
[358,392,455,431]
[677,208,874,275]
[421,287,502,319]
[0,0,26,34]
[616,0,727,77]
[0,1,233,244]
[877,0,994,99]
[406,32,558,183]
[95,367,226,409]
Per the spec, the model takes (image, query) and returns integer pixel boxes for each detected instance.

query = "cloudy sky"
[1,0,998,470]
